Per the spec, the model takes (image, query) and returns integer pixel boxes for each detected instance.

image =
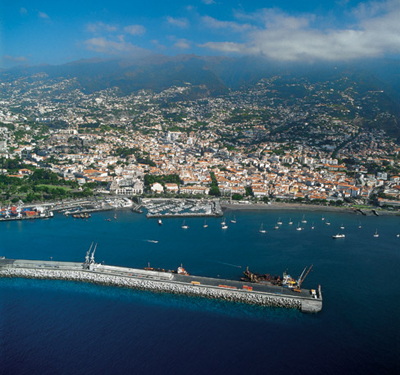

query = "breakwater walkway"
[0,258,322,313]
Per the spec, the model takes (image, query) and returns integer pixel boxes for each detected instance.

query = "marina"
[0,208,399,375]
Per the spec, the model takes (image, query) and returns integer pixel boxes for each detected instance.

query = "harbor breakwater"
[0,259,322,313]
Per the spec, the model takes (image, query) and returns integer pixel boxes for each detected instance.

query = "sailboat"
[288,218,293,225]
[373,229,379,238]
[311,222,315,230]
[301,214,307,223]
[277,217,282,225]
[221,223,228,230]
[203,220,208,228]
[181,220,189,229]
[325,218,331,225]
[259,224,266,233]
[158,219,163,226]
[230,216,237,224]
[221,218,226,226]
[358,222,362,229]
[340,223,345,230]
[296,222,303,231]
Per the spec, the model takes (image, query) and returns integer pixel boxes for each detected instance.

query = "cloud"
[3,55,28,62]
[84,36,150,56]
[200,0,400,61]
[124,25,146,36]
[174,39,191,49]
[202,0,216,4]
[166,16,189,28]
[20,7,28,15]
[202,16,253,32]
[86,22,117,33]
[38,11,49,19]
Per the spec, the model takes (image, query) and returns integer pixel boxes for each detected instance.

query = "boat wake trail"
[212,261,242,268]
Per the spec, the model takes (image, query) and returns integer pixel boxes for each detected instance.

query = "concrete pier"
[0,258,322,313]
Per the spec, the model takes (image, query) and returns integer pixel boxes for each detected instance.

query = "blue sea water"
[0,209,399,375]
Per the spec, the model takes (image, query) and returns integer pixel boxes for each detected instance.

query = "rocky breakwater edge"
[0,266,308,312]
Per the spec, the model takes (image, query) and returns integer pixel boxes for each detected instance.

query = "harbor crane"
[294,264,313,293]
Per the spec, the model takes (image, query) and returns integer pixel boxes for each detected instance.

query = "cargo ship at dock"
[0,205,53,221]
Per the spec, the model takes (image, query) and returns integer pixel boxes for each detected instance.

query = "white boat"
[221,218,226,226]
[358,222,362,229]
[158,219,163,226]
[332,234,345,239]
[288,218,293,225]
[311,222,315,230]
[277,217,282,225]
[322,216,325,221]
[259,224,266,233]
[222,224,228,230]
[340,224,345,230]
[296,223,303,231]
[203,220,208,228]
[230,216,237,224]
[301,214,307,223]
[373,229,379,238]
[181,220,189,229]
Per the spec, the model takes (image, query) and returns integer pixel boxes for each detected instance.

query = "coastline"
[221,202,400,216]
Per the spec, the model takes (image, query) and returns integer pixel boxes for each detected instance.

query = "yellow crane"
[294,264,313,293]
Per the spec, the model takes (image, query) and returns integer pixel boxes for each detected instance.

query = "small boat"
[296,223,302,231]
[332,234,345,239]
[182,220,189,229]
[221,218,226,226]
[322,216,325,221]
[231,216,237,224]
[358,222,362,229]
[114,213,117,220]
[396,234,399,238]
[158,219,163,226]
[311,222,315,230]
[259,224,266,233]
[277,217,282,225]
[340,223,345,230]
[301,214,307,223]
[221,224,228,230]
[325,219,331,225]
[203,220,208,228]
[373,229,379,238]
[288,218,293,225]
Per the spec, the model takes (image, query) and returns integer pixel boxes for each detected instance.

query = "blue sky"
[1,0,399,67]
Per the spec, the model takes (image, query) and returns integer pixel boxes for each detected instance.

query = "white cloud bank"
[84,36,149,56]
[200,0,400,61]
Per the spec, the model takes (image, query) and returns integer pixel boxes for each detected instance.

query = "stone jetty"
[0,258,322,313]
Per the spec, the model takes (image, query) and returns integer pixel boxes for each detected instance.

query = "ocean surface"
[0,208,399,375]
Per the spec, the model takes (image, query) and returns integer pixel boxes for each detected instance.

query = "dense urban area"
[1,70,400,210]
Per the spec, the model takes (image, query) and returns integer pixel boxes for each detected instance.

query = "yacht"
[230,216,237,224]
[373,229,379,238]
[181,220,189,229]
[340,224,345,230]
[296,223,303,231]
[332,234,345,239]
[221,223,228,230]
[288,218,293,225]
[311,222,315,230]
[259,224,266,234]
[301,214,307,223]
[203,220,208,228]
[277,217,282,225]
[358,222,362,229]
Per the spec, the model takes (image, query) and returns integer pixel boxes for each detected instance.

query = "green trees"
[208,172,220,197]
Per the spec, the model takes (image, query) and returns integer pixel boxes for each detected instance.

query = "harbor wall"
[0,261,322,313]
